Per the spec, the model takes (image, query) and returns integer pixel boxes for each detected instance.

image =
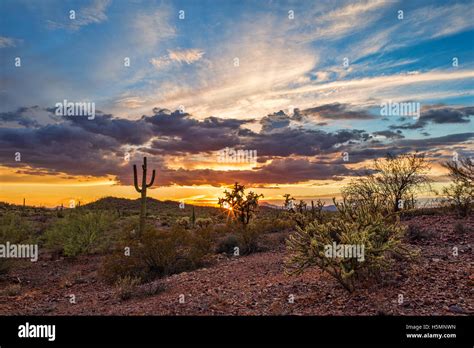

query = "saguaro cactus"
[191,206,196,228]
[133,157,156,236]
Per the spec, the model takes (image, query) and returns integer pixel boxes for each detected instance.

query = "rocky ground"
[0,214,472,316]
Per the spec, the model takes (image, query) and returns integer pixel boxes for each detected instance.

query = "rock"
[448,304,466,314]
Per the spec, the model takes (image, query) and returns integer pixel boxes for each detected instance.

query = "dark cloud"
[0,106,42,128]
[300,103,376,120]
[372,130,404,139]
[1,104,472,187]
[139,158,356,186]
[260,110,291,133]
[391,106,473,130]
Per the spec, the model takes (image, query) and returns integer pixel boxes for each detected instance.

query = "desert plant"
[0,212,35,274]
[286,199,410,292]
[218,182,263,227]
[0,212,35,244]
[195,217,212,229]
[311,199,325,222]
[191,206,196,228]
[176,216,191,229]
[101,225,212,284]
[44,210,116,256]
[343,153,431,213]
[283,193,295,212]
[115,275,141,301]
[443,181,473,217]
[295,200,307,214]
[443,157,473,217]
[216,234,240,254]
[133,157,156,237]
[237,224,263,255]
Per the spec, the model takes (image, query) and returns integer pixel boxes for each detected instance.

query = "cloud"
[136,158,356,187]
[1,103,472,187]
[391,106,474,130]
[0,36,21,48]
[150,49,205,70]
[132,6,176,48]
[294,0,389,43]
[47,0,111,31]
[260,111,291,133]
[300,103,375,120]
[168,49,205,64]
[372,130,404,139]
[0,106,41,128]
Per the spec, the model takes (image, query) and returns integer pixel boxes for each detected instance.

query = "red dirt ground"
[0,214,472,316]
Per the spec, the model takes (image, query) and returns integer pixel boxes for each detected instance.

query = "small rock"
[448,304,466,314]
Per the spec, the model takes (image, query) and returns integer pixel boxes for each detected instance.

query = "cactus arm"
[133,164,142,193]
[147,169,156,187]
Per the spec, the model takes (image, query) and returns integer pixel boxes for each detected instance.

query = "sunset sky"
[0,0,473,207]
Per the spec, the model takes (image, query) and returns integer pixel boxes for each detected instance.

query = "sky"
[0,0,473,207]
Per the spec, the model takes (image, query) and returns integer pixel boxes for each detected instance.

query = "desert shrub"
[215,223,264,256]
[442,157,473,217]
[101,226,212,284]
[342,153,431,214]
[238,225,263,255]
[44,210,117,256]
[0,212,35,274]
[195,217,213,229]
[286,200,411,292]
[176,216,190,229]
[188,226,214,262]
[443,181,473,218]
[114,275,141,301]
[255,217,294,233]
[216,234,240,254]
[0,212,35,244]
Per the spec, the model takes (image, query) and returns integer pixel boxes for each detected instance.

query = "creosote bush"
[100,225,214,284]
[44,210,117,256]
[0,212,35,274]
[286,199,412,292]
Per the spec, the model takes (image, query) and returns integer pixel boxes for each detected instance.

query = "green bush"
[100,225,213,284]
[216,234,240,254]
[0,212,35,243]
[238,225,263,255]
[0,212,35,274]
[44,210,117,256]
[286,200,411,292]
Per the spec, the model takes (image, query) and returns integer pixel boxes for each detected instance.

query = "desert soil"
[0,214,472,316]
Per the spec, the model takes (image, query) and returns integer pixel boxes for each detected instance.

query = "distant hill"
[82,196,220,216]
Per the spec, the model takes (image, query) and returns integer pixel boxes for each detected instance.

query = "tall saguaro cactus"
[133,157,156,236]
